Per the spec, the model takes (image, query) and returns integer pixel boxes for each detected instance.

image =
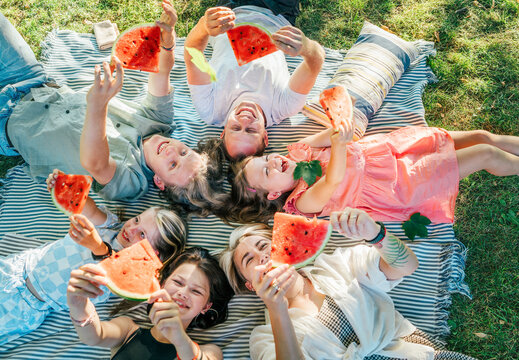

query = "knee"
[476,143,500,161]
[472,129,494,144]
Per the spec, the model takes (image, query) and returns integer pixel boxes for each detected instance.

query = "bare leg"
[456,144,519,179]
[448,130,519,156]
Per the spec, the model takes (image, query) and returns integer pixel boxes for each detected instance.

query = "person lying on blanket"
[218,208,477,359]
[225,101,519,223]
[184,2,325,160]
[0,169,187,345]
[67,247,233,360]
[0,3,226,213]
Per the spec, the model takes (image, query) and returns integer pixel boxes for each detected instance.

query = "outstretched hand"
[330,113,354,147]
[67,263,107,307]
[69,214,105,254]
[272,26,308,57]
[157,0,177,50]
[86,58,123,108]
[46,168,64,192]
[330,207,380,240]
[252,261,297,311]
[148,289,187,345]
[203,7,236,36]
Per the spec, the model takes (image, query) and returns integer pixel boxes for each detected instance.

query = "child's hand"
[69,214,105,254]
[330,207,380,240]
[157,0,177,50]
[330,116,354,147]
[252,261,297,312]
[203,7,236,37]
[272,26,308,57]
[86,59,123,108]
[67,263,107,305]
[148,289,186,345]
[46,169,64,192]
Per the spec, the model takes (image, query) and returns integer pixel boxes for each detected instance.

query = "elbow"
[403,254,419,277]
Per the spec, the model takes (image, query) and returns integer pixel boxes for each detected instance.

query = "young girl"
[67,247,234,360]
[228,117,519,223]
[0,170,187,345]
[0,3,227,213]
[219,208,476,359]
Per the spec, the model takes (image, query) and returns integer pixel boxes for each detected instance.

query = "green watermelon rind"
[111,23,161,72]
[271,223,332,269]
[51,187,73,217]
[105,278,157,302]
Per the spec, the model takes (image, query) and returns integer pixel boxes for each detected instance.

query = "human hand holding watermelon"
[251,261,297,310]
[330,207,380,241]
[203,7,236,37]
[47,170,93,216]
[67,263,108,307]
[271,26,307,57]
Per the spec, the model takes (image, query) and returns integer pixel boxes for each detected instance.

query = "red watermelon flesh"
[51,174,92,216]
[227,24,278,66]
[271,213,332,269]
[100,239,162,301]
[112,24,161,73]
[319,85,353,130]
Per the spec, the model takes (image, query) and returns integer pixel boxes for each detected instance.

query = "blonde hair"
[221,158,287,224]
[218,223,273,294]
[149,206,187,264]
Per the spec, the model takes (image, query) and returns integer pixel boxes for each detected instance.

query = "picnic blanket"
[0,30,470,359]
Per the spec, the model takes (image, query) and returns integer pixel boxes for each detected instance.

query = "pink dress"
[284,126,460,223]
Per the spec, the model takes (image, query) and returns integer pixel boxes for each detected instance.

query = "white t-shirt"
[250,246,435,359]
[188,6,307,127]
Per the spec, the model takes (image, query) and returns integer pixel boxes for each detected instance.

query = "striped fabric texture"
[0,29,469,359]
[302,21,435,140]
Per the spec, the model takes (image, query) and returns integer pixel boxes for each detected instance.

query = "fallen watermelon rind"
[271,223,332,269]
[111,23,161,73]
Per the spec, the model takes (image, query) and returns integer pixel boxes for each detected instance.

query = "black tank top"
[112,327,177,360]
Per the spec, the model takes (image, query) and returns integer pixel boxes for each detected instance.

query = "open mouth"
[121,230,130,243]
[236,106,256,118]
[281,159,288,172]
[173,298,189,309]
[157,141,168,155]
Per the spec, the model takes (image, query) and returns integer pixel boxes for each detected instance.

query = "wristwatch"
[365,222,386,245]
[91,241,113,261]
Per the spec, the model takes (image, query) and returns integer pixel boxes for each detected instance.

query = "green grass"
[1,0,518,358]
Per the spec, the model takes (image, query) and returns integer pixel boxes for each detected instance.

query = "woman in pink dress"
[226,120,519,224]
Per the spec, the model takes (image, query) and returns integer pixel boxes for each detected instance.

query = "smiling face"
[233,235,271,289]
[223,101,268,159]
[116,208,160,250]
[143,135,203,189]
[162,262,212,324]
[245,153,298,199]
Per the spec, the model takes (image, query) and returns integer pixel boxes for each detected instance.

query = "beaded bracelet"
[70,313,95,328]
[177,341,200,360]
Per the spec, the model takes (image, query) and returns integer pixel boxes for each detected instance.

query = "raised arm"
[67,264,136,348]
[295,123,352,214]
[80,60,122,186]
[184,7,235,85]
[331,208,419,280]
[250,263,303,360]
[273,26,325,95]
[148,0,177,97]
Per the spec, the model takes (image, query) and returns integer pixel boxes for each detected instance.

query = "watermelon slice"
[100,239,162,301]
[271,213,332,269]
[227,23,278,66]
[112,24,161,73]
[319,85,353,130]
[51,174,92,216]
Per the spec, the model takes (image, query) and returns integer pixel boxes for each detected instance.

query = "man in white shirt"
[185,4,325,160]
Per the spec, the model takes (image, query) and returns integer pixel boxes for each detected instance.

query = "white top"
[188,6,307,127]
[250,246,435,359]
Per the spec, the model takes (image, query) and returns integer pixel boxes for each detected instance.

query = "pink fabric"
[284,127,460,223]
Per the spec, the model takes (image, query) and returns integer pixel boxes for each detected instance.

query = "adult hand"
[86,59,123,108]
[69,214,105,254]
[148,289,186,345]
[330,208,380,240]
[67,263,107,308]
[272,26,308,57]
[203,7,236,37]
[252,261,297,311]
[157,0,177,50]
[46,168,64,192]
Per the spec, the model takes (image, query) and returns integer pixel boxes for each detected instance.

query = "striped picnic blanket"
[0,30,470,359]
